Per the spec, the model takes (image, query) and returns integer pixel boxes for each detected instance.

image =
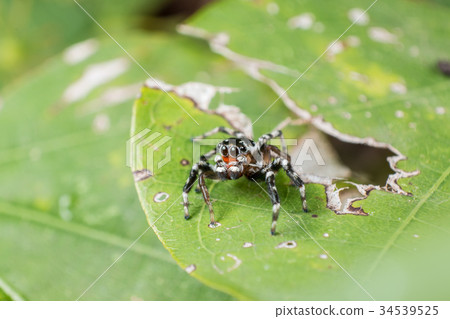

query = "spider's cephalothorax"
[215,138,257,180]
[182,126,308,235]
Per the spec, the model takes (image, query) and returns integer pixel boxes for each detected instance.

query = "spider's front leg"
[265,170,281,235]
[256,129,287,154]
[182,158,219,227]
[198,171,219,228]
[182,163,200,220]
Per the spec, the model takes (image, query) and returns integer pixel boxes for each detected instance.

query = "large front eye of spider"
[229,145,240,157]
[220,145,228,156]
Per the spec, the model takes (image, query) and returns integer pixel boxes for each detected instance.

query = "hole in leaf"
[180,159,190,166]
[325,134,396,186]
[289,126,396,187]
[153,192,170,203]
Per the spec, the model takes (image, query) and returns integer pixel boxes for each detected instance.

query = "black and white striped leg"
[202,148,217,160]
[198,173,217,227]
[280,159,308,212]
[299,184,307,212]
[192,126,246,140]
[256,130,287,153]
[265,170,281,235]
[193,149,217,193]
[182,163,199,219]
[182,161,216,219]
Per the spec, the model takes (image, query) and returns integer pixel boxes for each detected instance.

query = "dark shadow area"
[139,0,215,31]
[325,134,396,186]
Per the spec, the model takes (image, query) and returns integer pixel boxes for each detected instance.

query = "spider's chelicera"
[182,126,308,235]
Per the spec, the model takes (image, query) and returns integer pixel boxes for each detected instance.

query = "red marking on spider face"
[222,156,239,168]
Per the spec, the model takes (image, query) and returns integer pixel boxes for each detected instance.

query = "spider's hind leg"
[265,170,281,235]
[280,158,308,212]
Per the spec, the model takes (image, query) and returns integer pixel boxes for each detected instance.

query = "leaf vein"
[367,166,450,275]
[0,200,174,264]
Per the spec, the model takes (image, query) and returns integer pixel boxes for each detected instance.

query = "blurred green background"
[0,0,213,88]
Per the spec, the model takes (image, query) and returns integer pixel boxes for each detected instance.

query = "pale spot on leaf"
[266,2,279,15]
[348,8,369,26]
[63,39,99,65]
[185,264,196,274]
[368,27,398,44]
[390,82,407,94]
[288,13,315,30]
[62,58,129,103]
[276,241,297,249]
[92,114,110,133]
[153,192,169,203]
[395,110,404,118]
[435,106,445,115]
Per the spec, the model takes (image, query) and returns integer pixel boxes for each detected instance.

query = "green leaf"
[132,0,450,300]
[0,34,236,300]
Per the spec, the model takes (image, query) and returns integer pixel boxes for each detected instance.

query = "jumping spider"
[182,126,308,235]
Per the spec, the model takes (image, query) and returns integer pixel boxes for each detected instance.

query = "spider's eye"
[220,145,228,156]
[239,146,247,153]
[229,146,239,157]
